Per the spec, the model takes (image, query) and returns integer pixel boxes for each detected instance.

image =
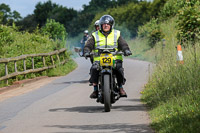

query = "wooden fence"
[0,48,68,84]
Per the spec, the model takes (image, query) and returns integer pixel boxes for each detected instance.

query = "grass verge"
[140,18,200,133]
[47,58,77,77]
[128,38,157,62]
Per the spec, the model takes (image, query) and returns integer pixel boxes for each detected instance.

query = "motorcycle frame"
[97,65,119,104]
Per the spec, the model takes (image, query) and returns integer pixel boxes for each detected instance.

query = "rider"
[80,30,89,56]
[84,15,132,99]
[89,20,100,64]
[94,20,100,31]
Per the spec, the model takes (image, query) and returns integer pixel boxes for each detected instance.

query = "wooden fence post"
[14,61,18,81]
[5,63,8,85]
[42,56,46,75]
[42,56,46,67]
[50,55,54,66]
[32,57,34,69]
[23,59,26,78]
[14,61,17,72]
[56,54,60,64]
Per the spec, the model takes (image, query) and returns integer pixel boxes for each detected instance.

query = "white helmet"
[94,20,100,27]
[84,30,88,34]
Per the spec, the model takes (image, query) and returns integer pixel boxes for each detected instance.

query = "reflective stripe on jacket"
[92,29,122,61]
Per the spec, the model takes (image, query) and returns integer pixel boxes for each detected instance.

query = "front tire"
[103,74,111,112]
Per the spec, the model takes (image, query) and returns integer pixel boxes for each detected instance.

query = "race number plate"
[100,53,113,66]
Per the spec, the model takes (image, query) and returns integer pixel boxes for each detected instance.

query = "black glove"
[84,52,90,57]
[84,48,90,57]
[124,50,132,56]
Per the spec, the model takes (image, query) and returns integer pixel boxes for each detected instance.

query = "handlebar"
[84,48,125,58]
[96,48,124,56]
[89,50,124,56]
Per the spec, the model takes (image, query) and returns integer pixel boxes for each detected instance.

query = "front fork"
[97,69,112,103]
[97,69,120,104]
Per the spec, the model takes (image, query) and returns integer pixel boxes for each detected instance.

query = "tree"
[0,11,3,23]
[82,0,113,14]
[17,14,37,32]
[33,0,77,36]
[12,11,22,21]
[49,6,77,36]
[68,12,94,37]
[34,0,58,27]
[0,3,21,25]
[116,0,138,6]
[91,1,152,37]
[0,3,11,24]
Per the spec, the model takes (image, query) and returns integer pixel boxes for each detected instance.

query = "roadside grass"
[47,58,77,77]
[128,38,156,62]
[141,17,200,133]
[150,92,200,133]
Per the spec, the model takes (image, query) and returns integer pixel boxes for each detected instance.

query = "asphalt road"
[0,57,153,133]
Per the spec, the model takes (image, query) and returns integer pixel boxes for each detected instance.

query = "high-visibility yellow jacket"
[92,29,123,62]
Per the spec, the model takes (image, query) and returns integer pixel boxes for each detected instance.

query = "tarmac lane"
[0,57,154,133]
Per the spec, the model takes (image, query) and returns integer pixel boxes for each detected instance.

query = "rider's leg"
[90,83,98,99]
[115,60,127,97]
[89,62,99,98]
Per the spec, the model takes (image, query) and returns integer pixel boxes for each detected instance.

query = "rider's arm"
[84,35,95,53]
[117,36,131,52]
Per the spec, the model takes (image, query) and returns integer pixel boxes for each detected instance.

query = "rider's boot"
[90,85,98,99]
[119,86,127,97]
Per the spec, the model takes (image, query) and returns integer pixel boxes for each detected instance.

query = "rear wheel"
[103,74,111,112]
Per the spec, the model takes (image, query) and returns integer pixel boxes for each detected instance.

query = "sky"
[0,0,91,17]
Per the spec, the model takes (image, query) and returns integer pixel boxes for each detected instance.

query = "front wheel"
[103,74,111,112]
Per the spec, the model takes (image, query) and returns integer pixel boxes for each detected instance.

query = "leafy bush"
[150,0,168,18]
[160,0,186,19]
[0,24,69,81]
[41,19,67,41]
[0,25,61,58]
[138,18,164,47]
[159,0,200,44]
[176,1,200,43]
[41,19,67,49]
[160,0,199,19]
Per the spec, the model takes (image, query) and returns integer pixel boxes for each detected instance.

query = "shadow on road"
[124,98,141,102]
[49,106,104,113]
[53,80,89,85]
[112,104,146,111]
[45,123,152,133]
[49,104,146,113]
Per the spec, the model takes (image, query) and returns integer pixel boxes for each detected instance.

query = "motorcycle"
[89,47,126,112]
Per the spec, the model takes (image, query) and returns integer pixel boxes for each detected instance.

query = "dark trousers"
[89,60,126,87]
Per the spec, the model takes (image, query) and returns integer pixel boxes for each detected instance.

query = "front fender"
[101,69,112,74]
